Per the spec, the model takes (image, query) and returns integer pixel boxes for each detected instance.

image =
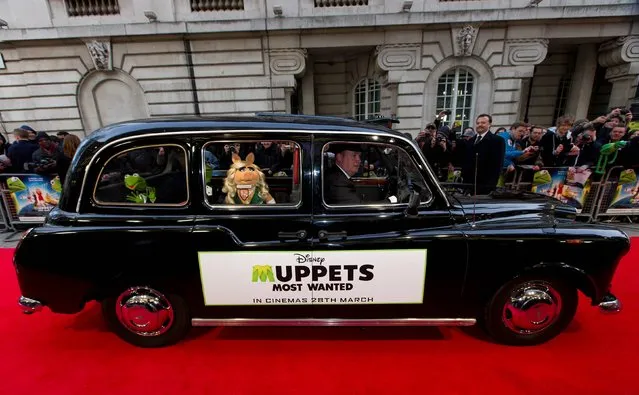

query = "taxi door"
[189,132,316,321]
[309,133,469,320]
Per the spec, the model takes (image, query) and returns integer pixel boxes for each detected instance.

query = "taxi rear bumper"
[18,296,43,314]
[598,293,621,314]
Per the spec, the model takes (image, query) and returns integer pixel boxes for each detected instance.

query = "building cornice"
[0,5,636,42]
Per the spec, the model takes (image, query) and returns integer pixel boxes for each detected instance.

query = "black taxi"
[14,115,630,347]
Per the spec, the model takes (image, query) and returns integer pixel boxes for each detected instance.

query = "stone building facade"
[0,0,637,139]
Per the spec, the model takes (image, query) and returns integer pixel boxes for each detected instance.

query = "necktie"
[474,135,482,145]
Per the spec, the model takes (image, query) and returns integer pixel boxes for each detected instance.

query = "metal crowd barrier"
[441,164,639,223]
[0,173,61,235]
[592,165,639,222]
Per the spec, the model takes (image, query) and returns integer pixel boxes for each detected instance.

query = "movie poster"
[3,174,61,222]
[531,167,592,211]
[608,169,639,212]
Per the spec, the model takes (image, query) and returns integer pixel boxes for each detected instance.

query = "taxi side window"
[203,140,302,207]
[322,142,432,206]
[94,145,189,206]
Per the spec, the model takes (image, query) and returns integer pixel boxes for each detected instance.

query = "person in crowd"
[7,128,38,172]
[590,108,630,143]
[498,122,529,173]
[416,124,437,150]
[254,141,281,176]
[0,134,9,156]
[278,143,294,174]
[619,129,639,169]
[601,124,627,145]
[423,125,452,181]
[18,124,39,145]
[517,125,543,167]
[450,128,475,168]
[461,114,505,194]
[32,132,62,174]
[572,123,601,168]
[0,134,11,173]
[57,134,81,184]
[204,148,220,170]
[0,133,10,171]
[218,142,254,169]
[540,115,579,167]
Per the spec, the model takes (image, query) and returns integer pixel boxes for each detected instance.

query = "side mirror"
[405,190,421,216]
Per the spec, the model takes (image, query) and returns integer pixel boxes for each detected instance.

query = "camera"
[25,157,56,171]
[435,133,447,144]
[576,133,592,146]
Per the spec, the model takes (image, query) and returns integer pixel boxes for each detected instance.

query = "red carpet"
[1,240,637,395]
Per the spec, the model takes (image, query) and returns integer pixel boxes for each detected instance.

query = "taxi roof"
[85,114,407,144]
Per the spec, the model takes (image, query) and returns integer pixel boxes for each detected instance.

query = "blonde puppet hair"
[222,152,273,204]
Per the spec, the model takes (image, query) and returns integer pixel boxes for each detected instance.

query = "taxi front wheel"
[101,285,191,348]
[483,275,578,346]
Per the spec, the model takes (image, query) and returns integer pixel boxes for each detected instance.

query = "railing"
[440,165,639,223]
[314,0,369,7]
[191,0,245,12]
[65,0,120,17]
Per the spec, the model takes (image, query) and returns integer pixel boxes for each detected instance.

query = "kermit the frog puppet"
[124,173,156,204]
[6,176,27,193]
[532,169,552,186]
[50,176,62,193]
[222,152,275,205]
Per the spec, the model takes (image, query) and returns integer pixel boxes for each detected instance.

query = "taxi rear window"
[202,140,302,207]
[93,144,189,206]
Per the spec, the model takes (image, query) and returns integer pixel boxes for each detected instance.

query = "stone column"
[565,43,598,120]
[598,36,639,109]
[493,39,549,128]
[375,43,422,135]
[301,56,315,115]
[266,48,307,113]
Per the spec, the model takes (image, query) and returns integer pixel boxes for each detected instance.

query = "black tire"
[483,275,578,346]
[101,286,191,348]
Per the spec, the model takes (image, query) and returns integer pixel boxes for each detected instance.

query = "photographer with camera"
[422,124,452,182]
[540,115,580,167]
[517,125,543,167]
[30,132,63,175]
[571,122,601,168]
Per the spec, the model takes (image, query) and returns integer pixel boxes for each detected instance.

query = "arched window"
[436,68,475,130]
[353,78,381,121]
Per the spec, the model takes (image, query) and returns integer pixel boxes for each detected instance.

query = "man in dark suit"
[324,144,367,205]
[461,114,505,195]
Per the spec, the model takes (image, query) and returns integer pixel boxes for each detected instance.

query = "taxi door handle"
[317,230,348,240]
[278,230,308,240]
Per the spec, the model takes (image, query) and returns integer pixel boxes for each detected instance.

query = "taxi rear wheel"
[483,275,578,346]
[101,285,190,348]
